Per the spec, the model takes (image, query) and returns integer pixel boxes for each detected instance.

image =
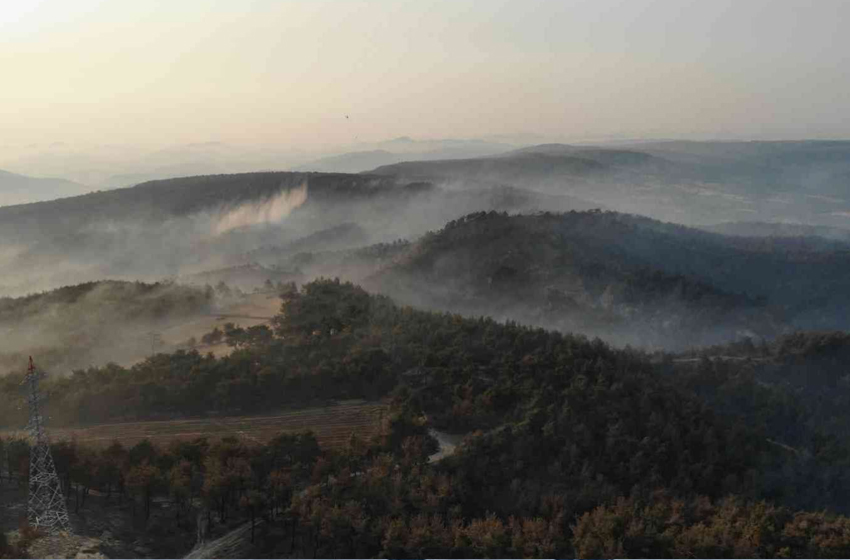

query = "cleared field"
[2,401,386,450]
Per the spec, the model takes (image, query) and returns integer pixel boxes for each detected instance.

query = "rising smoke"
[214,182,308,235]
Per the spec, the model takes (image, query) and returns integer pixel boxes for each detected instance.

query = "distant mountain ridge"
[0,171,430,239]
[368,149,614,181]
[0,169,89,207]
[292,150,404,173]
[367,141,850,228]
[293,137,515,173]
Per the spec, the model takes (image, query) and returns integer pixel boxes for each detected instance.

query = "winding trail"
[428,429,465,463]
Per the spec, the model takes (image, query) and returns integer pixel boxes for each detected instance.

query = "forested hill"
[368,144,671,181]
[0,280,211,324]
[363,211,850,347]
[0,172,438,296]
[0,278,775,500]
[7,279,850,556]
[368,141,850,228]
[0,169,89,207]
[0,280,214,374]
[657,330,850,514]
[0,171,432,239]
[0,171,603,298]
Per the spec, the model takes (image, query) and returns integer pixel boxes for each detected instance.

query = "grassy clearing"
[2,401,386,450]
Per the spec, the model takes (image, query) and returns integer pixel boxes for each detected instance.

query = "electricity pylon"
[24,356,71,534]
[147,330,164,357]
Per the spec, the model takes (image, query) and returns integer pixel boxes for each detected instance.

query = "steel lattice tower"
[25,356,71,534]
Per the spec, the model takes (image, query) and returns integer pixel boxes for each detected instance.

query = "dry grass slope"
[1,401,386,450]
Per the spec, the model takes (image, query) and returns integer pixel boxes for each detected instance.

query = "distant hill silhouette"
[293,137,515,173]
[368,141,850,227]
[293,150,406,173]
[0,169,89,206]
[369,150,612,182]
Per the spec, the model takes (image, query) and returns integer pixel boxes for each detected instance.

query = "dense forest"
[4,187,850,557]
[362,210,850,348]
[6,0,850,554]
[3,279,850,557]
[223,209,850,352]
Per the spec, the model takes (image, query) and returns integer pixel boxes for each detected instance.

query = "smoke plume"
[214,182,308,234]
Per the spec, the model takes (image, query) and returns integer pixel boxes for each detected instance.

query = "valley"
[3,144,850,558]
[7,2,850,556]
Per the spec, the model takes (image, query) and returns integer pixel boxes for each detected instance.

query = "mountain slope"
[369,141,850,228]
[365,211,850,348]
[16,278,850,558]
[1,279,849,557]
[0,172,435,294]
[0,170,602,296]
[0,280,214,374]
[702,221,850,244]
[369,150,612,183]
[0,171,426,233]
[0,169,89,206]
[293,150,406,173]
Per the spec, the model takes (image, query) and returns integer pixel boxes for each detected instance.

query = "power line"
[147,330,164,357]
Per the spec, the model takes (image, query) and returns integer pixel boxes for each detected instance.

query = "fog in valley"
[6,1,850,558]
[4,141,850,374]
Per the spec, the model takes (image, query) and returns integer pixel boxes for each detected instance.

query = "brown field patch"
[2,401,386,450]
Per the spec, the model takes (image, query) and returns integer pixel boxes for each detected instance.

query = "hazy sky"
[2,0,849,151]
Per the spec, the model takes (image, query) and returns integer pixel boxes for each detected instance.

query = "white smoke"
[214,182,308,234]
[0,244,25,265]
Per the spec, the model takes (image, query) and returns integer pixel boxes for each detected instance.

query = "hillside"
[702,220,850,243]
[0,172,428,238]
[0,169,89,207]
[293,150,406,173]
[657,330,850,514]
[364,211,850,348]
[0,280,215,375]
[8,205,849,360]
[0,172,437,296]
[244,187,602,271]
[6,279,850,557]
[0,171,602,297]
[369,141,850,228]
[369,149,613,183]
[293,137,516,173]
